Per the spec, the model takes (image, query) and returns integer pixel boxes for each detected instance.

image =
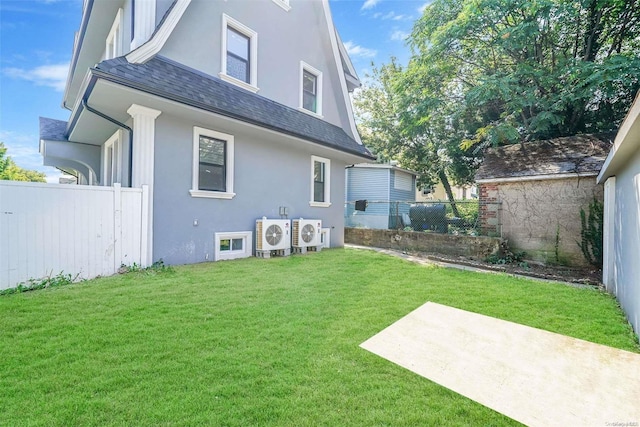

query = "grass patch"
[1,248,637,426]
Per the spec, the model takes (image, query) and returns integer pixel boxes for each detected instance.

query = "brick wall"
[344,228,501,259]
[479,183,501,235]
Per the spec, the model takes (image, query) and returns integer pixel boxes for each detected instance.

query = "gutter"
[63,0,95,110]
[80,99,134,186]
[476,172,599,184]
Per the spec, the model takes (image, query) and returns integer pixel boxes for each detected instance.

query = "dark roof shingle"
[475,134,613,181]
[39,117,68,141]
[92,56,373,159]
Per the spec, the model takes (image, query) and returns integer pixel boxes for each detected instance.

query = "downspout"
[81,99,133,186]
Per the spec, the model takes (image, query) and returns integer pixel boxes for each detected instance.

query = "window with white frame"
[105,8,124,60]
[300,62,322,116]
[220,15,258,92]
[190,127,235,199]
[215,231,252,261]
[103,131,122,186]
[310,155,331,207]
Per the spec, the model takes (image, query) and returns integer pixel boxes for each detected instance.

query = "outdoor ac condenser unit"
[256,217,291,253]
[292,218,322,248]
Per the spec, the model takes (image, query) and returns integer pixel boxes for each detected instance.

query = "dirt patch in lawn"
[419,252,603,287]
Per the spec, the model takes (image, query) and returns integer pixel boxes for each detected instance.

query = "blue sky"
[0,0,427,182]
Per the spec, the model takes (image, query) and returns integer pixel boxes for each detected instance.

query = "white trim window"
[310,155,331,207]
[272,0,291,11]
[220,15,258,93]
[300,62,323,117]
[190,127,235,199]
[215,231,252,261]
[105,8,124,60]
[103,130,122,186]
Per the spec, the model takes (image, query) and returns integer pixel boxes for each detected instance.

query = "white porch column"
[128,104,161,267]
[602,177,616,291]
[131,0,157,50]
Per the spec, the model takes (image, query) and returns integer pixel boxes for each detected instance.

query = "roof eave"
[597,91,640,184]
[89,68,375,161]
[477,172,599,184]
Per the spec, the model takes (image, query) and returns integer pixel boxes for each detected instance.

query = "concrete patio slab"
[361,302,640,427]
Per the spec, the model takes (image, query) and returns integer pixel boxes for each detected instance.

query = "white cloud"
[4,62,69,92]
[391,30,410,41]
[361,0,380,11]
[344,41,377,58]
[372,11,412,21]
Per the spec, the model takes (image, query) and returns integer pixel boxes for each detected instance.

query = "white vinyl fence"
[0,181,149,290]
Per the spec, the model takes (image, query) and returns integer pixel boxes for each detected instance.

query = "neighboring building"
[597,92,640,335]
[475,135,611,266]
[415,182,477,202]
[345,163,417,229]
[39,0,374,266]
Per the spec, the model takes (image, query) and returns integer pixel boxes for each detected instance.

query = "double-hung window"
[310,156,331,207]
[300,62,323,116]
[199,136,226,192]
[303,71,317,112]
[190,127,235,199]
[220,15,258,92]
[226,27,250,83]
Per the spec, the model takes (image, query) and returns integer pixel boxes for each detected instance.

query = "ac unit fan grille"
[265,224,283,246]
[301,224,315,243]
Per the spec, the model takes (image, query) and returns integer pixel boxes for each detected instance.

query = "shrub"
[579,198,603,268]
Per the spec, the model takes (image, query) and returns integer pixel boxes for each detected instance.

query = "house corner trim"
[127,0,192,64]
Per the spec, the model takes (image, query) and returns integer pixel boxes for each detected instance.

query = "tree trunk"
[438,170,461,218]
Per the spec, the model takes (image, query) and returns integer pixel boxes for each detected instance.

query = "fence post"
[113,183,122,272]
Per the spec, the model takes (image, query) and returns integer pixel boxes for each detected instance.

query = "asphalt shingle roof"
[39,117,69,141]
[92,56,373,159]
[476,134,613,181]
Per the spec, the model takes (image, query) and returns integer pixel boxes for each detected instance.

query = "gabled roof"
[91,56,374,159]
[39,117,69,142]
[476,134,613,182]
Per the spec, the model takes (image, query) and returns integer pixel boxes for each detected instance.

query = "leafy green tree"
[0,142,46,183]
[355,0,640,213]
[354,62,482,217]
[408,0,640,147]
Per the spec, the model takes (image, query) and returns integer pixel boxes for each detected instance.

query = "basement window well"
[215,231,252,261]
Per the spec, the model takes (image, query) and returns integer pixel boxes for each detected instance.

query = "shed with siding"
[345,163,417,229]
[475,134,612,266]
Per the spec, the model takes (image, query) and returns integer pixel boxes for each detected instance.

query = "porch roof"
[39,117,69,142]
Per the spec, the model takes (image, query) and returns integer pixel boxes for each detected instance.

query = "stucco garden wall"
[480,177,603,267]
[345,228,501,259]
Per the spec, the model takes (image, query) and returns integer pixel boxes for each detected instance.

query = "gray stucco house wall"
[345,163,417,229]
[38,0,374,267]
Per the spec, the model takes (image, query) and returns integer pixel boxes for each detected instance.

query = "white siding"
[0,181,148,290]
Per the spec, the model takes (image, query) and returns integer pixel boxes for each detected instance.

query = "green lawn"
[1,248,637,426]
